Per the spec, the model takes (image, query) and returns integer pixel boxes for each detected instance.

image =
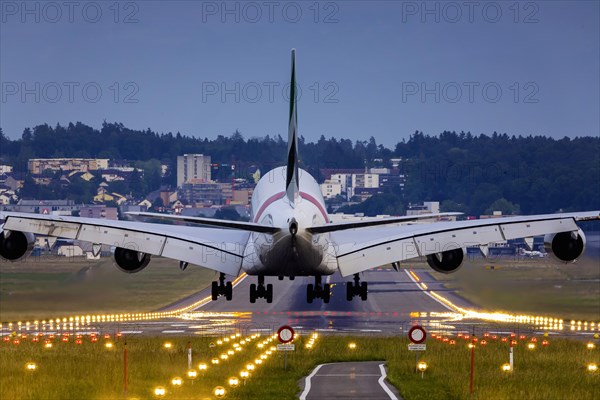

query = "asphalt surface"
[299,361,401,400]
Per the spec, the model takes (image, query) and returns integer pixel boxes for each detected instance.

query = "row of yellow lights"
[1,274,249,329]
[407,270,599,331]
[155,331,266,398]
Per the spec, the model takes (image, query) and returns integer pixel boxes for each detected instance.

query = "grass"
[1,332,598,399]
[0,256,216,322]
[408,256,600,321]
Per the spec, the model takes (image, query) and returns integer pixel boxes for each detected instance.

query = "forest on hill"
[1,122,598,216]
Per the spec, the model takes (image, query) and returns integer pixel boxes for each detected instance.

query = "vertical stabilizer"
[286,49,299,205]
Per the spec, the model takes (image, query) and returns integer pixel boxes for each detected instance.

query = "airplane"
[518,247,546,258]
[1,49,598,304]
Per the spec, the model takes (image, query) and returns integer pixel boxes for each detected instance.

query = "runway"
[2,266,597,339]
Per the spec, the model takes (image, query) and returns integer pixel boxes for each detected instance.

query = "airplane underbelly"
[242,232,336,276]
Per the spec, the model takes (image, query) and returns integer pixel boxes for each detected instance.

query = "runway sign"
[277,325,295,344]
[408,325,427,344]
[277,344,295,351]
[408,344,426,351]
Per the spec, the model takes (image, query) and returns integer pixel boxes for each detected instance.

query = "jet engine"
[113,247,151,273]
[0,228,35,261]
[544,229,586,262]
[426,248,464,274]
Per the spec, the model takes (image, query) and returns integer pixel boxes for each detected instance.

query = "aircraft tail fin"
[286,49,299,206]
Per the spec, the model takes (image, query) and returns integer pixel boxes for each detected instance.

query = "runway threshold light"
[228,377,240,387]
[171,377,182,386]
[214,386,226,398]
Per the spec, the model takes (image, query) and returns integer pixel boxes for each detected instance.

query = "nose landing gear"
[250,275,273,303]
[307,275,331,304]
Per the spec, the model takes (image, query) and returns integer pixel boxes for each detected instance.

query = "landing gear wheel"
[225,281,233,301]
[323,283,331,303]
[211,281,219,301]
[346,283,354,301]
[266,284,273,303]
[250,283,257,303]
[307,284,314,304]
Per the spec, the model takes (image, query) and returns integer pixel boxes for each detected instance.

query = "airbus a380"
[1,50,598,304]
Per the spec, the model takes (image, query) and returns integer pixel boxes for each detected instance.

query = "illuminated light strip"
[404,270,592,330]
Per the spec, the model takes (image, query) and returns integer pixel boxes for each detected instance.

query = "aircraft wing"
[330,211,600,277]
[0,212,249,276]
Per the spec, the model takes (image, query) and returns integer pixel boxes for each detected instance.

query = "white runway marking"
[299,363,327,400]
[378,363,399,400]
[404,270,455,312]
[161,330,185,333]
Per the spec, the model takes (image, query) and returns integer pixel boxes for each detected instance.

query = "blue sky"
[1,1,598,147]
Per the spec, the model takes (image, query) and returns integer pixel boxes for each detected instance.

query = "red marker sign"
[277,325,295,344]
[408,325,427,344]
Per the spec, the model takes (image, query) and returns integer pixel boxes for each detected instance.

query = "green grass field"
[0,256,216,322]
[0,333,598,399]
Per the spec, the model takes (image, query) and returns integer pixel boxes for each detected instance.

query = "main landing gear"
[212,273,233,301]
[250,275,273,304]
[346,273,368,301]
[307,275,331,304]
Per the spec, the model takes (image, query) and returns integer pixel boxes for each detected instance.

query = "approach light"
[588,363,598,373]
[255,359,263,365]
[417,361,428,372]
[220,354,229,360]
[105,342,114,349]
[163,342,172,349]
[214,386,226,398]
[44,342,53,349]
[198,363,208,371]
[348,342,357,349]
[25,362,37,371]
[468,343,475,349]
[587,342,596,350]
[240,370,249,379]
[171,377,182,386]
[217,340,223,345]
[527,343,536,350]
[211,358,220,365]
[246,363,255,371]
[501,363,512,372]
[154,386,166,397]
[187,369,197,379]
[228,377,240,387]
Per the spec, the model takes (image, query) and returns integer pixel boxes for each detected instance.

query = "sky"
[1,1,598,147]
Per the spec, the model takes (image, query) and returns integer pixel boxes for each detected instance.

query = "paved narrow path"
[299,361,402,400]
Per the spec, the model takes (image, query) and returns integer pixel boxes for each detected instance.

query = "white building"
[177,154,211,187]
[351,173,379,189]
[320,180,342,199]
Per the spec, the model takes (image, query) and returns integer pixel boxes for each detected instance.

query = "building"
[0,165,13,174]
[320,180,342,199]
[179,180,232,206]
[1,199,80,214]
[79,205,118,220]
[406,201,440,216]
[28,158,109,174]
[177,154,211,187]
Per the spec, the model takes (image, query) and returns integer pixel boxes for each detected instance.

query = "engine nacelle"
[544,229,586,262]
[426,248,464,274]
[113,247,151,273]
[0,229,35,261]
